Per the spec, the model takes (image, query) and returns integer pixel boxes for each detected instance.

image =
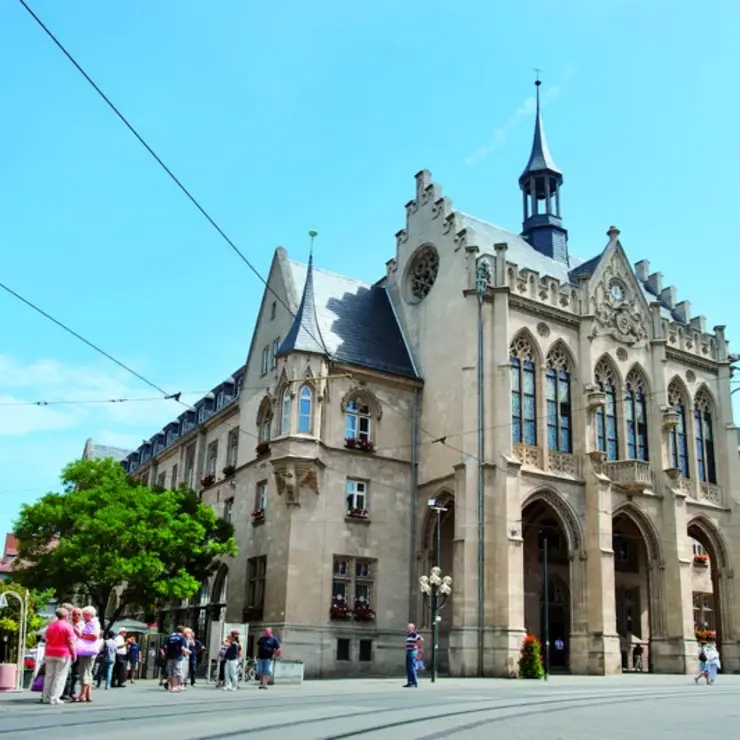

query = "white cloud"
[0,355,186,439]
[464,66,575,165]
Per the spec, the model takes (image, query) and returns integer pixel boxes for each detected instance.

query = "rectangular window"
[171,464,178,489]
[261,346,270,376]
[227,428,239,467]
[511,358,536,445]
[247,555,267,614]
[336,638,351,662]
[345,479,367,512]
[332,556,374,611]
[596,386,619,461]
[216,391,225,410]
[345,401,371,442]
[359,639,373,663]
[255,480,268,511]
[670,406,689,477]
[223,497,234,524]
[270,301,277,321]
[207,440,218,475]
[693,591,715,632]
[185,444,196,489]
[546,368,572,453]
[271,338,280,369]
[157,471,166,488]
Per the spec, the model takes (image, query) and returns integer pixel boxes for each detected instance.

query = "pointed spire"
[520,75,561,180]
[276,230,328,358]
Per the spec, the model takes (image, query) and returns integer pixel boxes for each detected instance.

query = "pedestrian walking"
[694,640,710,684]
[707,641,721,684]
[403,623,423,688]
[256,628,281,690]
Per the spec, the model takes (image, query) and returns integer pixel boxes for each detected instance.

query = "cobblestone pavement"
[0,674,736,739]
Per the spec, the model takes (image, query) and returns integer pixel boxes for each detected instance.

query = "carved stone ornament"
[590,260,649,347]
[340,386,383,421]
[660,405,680,430]
[271,457,323,505]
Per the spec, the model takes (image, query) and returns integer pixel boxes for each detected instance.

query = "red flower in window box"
[329,598,352,620]
[694,553,709,566]
[347,508,369,519]
[344,437,375,453]
[251,507,265,522]
[200,473,216,487]
[255,442,271,457]
[222,464,236,478]
[695,628,716,642]
[353,601,375,621]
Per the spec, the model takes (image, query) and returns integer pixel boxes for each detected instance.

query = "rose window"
[407,246,439,302]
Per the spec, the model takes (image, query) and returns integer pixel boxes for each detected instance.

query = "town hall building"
[118,80,740,677]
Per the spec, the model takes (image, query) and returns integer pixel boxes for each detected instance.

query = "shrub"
[518,633,545,679]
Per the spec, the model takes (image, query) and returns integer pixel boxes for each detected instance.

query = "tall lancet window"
[545,344,572,453]
[668,380,689,477]
[694,389,717,484]
[510,334,537,445]
[624,368,649,462]
[594,358,619,461]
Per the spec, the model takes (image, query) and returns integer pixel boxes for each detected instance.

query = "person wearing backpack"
[164,626,189,693]
[694,641,709,683]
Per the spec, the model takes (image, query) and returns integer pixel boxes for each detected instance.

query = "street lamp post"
[0,589,29,692]
[419,499,452,684]
[540,531,550,681]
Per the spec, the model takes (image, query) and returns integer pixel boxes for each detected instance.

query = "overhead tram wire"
[17,0,467,459]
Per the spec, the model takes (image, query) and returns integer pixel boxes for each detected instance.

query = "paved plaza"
[0,674,736,739]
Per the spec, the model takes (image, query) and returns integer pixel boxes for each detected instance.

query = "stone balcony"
[603,460,654,493]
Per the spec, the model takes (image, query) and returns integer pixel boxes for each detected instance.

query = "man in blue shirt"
[164,626,189,693]
[256,628,281,690]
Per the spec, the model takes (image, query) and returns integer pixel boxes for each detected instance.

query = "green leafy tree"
[518,633,545,679]
[12,457,236,630]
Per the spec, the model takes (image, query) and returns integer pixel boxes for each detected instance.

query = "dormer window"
[216,391,225,410]
[197,406,206,424]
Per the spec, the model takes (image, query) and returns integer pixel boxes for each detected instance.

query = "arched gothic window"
[510,334,537,445]
[625,368,649,461]
[694,390,717,484]
[257,399,273,443]
[280,389,292,435]
[345,397,372,443]
[668,380,689,477]
[594,358,619,461]
[298,385,313,434]
[545,344,572,453]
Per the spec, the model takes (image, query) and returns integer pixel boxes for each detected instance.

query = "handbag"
[77,636,103,657]
[31,675,44,692]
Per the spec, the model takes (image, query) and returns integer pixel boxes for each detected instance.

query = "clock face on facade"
[609,279,626,303]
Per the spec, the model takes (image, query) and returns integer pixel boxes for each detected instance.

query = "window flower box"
[347,508,369,520]
[200,473,216,487]
[222,464,236,478]
[694,554,709,567]
[353,602,375,622]
[344,437,375,453]
[329,599,352,620]
[251,507,265,524]
[695,628,716,642]
[255,442,271,457]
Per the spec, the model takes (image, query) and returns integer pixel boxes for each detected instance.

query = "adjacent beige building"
[118,83,740,677]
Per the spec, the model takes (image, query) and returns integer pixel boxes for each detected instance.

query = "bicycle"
[209,657,257,685]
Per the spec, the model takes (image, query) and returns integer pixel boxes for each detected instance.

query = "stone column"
[583,470,621,674]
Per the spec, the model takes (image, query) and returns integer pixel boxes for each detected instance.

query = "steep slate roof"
[282,259,419,379]
[520,82,562,179]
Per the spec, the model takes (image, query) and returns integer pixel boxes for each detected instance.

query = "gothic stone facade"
[117,121,739,679]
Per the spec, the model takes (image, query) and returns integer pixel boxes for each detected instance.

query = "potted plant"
[344,437,375,453]
[255,442,271,457]
[251,507,265,524]
[200,473,216,487]
[518,633,545,679]
[329,596,352,620]
[347,508,369,520]
[353,599,375,622]
[222,464,236,478]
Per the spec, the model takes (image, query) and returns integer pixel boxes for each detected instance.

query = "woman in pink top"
[43,607,77,705]
[75,606,102,703]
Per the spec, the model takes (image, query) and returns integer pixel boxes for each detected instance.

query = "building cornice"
[665,348,719,375]
[508,294,580,328]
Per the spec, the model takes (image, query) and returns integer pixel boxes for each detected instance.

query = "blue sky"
[1,0,739,535]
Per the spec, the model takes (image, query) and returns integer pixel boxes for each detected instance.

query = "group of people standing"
[38,603,142,705]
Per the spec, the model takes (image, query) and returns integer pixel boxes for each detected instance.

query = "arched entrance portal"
[522,498,572,672]
[687,516,729,657]
[421,495,454,673]
[612,511,652,672]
